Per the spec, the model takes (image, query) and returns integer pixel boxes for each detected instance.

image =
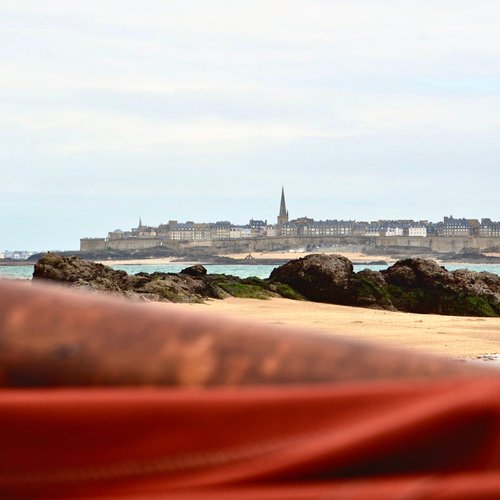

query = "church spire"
[138,217,143,228]
[277,186,289,226]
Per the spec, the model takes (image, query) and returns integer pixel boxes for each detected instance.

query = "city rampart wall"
[81,236,500,254]
[81,238,162,251]
[80,238,106,252]
[374,237,500,254]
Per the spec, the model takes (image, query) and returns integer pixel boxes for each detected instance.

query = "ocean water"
[2,262,500,280]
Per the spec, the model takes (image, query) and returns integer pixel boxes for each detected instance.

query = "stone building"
[409,225,427,237]
[480,219,500,237]
[80,188,500,252]
[439,216,475,237]
[301,220,354,237]
[210,221,232,240]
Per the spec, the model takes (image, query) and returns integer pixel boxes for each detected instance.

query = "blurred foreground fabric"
[1,280,500,499]
[3,380,500,499]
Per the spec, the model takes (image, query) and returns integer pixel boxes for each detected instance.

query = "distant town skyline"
[6,182,500,253]
[2,1,500,250]
[82,186,500,249]
[80,185,500,254]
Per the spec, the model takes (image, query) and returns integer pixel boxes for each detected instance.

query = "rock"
[32,253,285,303]
[351,269,396,311]
[33,253,223,303]
[383,258,449,288]
[180,264,207,276]
[450,269,500,299]
[33,252,129,293]
[270,255,499,317]
[33,253,500,316]
[270,254,354,304]
[382,258,500,317]
[137,276,213,303]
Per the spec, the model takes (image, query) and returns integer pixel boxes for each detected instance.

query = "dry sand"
[97,251,395,266]
[222,251,396,263]
[169,297,500,360]
[97,251,499,359]
[95,257,178,265]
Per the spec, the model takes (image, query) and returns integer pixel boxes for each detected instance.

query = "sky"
[1,0,500,250]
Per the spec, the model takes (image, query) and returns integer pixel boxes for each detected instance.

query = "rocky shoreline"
[271,254,500,317]
[32,254,303,303]
[24,247,500,265]
[32,253,500,317]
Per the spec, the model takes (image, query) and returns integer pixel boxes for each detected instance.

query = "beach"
[221,251,397,263]
[9,250,500,360]
[95,257,180,266]
[95,250,500,267]
[93,250,397,267]
[168,297,500,360]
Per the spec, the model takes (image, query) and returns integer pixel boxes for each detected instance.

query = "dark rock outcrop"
[32,253,298,303]
[34,254,225,303]
[33,253,500,316]
[33,253,130,293]
[351,269,396,311]
[269,254,353,304]
[382,259,500,316]
[180,264,207,276]
[270,254,500,317]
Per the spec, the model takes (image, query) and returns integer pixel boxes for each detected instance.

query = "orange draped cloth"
[1,280,500,498]
[3,380,500,499]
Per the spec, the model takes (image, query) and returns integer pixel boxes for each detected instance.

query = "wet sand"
[221,251,396,263]
[169,297,500,360]
[95,257,177,265]
[97,251,397,266]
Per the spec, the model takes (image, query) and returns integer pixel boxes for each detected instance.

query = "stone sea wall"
[373,236,500,254]
[81,235,500,256]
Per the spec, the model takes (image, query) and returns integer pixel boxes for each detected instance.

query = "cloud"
[1,0,500,248]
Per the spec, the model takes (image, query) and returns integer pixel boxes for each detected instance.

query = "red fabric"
[2,378,500,499]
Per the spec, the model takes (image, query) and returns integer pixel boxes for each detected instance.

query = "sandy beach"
[95,257,178,266]
[221,251,397,263]
[88,252,500,360]
[169,297,500,360]
[95,251,395,266]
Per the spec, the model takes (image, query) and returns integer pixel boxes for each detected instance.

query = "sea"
[2,262,500,281]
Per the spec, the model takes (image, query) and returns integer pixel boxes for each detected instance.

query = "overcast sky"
[1,0,499,250]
